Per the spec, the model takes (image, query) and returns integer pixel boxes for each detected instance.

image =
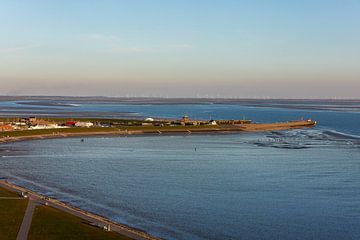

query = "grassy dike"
[0,187,28,240]
[28,206,132,240]
[0,185,135,240]
[0,127,118,137]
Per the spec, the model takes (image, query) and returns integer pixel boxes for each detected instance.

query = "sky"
[0,0,359,98]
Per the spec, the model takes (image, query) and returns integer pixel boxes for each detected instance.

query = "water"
[0,100,360,239]
[1,99,360,136]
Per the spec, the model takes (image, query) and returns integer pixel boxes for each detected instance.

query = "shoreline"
[0,180,160,240]
[0,120,316,145]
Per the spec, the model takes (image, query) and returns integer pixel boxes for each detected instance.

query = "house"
[182,115,190,123]
[28,117,37,124]
[209,120,218,125]
[29,124,59,130]
[0,125,14,132]
[144,118,154,122]
[65,121,76,127]
[20,117,37,124]
[180,115,190,125]
[75,122,94,128]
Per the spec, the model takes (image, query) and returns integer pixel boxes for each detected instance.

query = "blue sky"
[0,0,359,98]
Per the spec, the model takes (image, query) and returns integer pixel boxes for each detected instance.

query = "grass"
[0,187,28,240]
[28,206,132,240]
[0,124,220,138]
[115,124,219,131]
[0,186,19,197]
[0,127,119,138]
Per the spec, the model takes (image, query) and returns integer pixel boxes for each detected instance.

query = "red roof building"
[65,121,76,126]
[0,125,14,132]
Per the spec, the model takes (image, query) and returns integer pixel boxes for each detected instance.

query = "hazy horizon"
[1,95,360,101]
[1,0,359,98]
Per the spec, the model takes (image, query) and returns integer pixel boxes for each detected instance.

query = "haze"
[1,0,359,98]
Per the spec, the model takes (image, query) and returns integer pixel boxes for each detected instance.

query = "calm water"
[1,101,360,239]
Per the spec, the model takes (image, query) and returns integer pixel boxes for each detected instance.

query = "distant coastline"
[0,120,316,145]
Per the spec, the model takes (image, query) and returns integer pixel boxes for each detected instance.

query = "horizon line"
[0,95,359,101]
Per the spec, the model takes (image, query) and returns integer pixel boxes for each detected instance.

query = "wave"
[322,130,360,140]
[252,128,360,150]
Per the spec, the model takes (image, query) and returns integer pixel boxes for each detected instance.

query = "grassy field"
[116,124,219,131]
[0,186,19,197]
[0,124,220,138]
[28,206,132,240]
[0,187,28,240]
[0,127,119,138]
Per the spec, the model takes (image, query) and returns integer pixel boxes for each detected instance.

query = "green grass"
[0,127,119,138]
[28,206,132,240]
[0,187,28,240]
[0,186,20,197]
[116,124,219,131]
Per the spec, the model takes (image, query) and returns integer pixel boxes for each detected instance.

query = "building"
[75,122,94,128]
[28,117,37,124]
[216,120,252,125]
[65,121,76,127]
[144,118,154,122]
[29,124,61,130]
[20,117,37,125]
[209,120,218,125]
[180,115,190,125]
[182,115,190,123]
[0,125,14,132]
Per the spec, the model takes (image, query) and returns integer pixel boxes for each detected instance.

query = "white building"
[29,124,69,130]
[209,120,218,125]
[75,122,94,128]
[144,118,154,122]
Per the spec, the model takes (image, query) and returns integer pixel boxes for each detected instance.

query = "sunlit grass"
[29,206,132,240]
[0,187,28,240]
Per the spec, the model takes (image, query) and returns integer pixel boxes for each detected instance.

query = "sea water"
[0,101,360,239]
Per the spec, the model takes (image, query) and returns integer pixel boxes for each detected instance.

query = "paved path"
[16,199,37,240]
[0,180,159,240]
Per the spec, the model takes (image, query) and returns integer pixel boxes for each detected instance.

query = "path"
[16,199,37,240]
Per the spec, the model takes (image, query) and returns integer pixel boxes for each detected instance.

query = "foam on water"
[250,128,360,150]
